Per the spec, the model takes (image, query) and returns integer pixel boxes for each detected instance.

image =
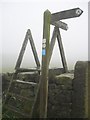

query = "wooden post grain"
[40,10,51,118]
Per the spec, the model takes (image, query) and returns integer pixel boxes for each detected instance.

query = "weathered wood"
[16,68,40,73]
[49,27,68,72]
[15,29,40,70]
[2,72,15,106]
[28,30,40,68]
[51,21,68,31]
[30,10,51,118]
[30,83,40,118]
[57,28,68,73]
[51,8,83,23]
[4,105,30,118]
[15,30,29,69]
[48,27,58,63]
[8,92,31,101]
[15,68,65,75]
[30,24,68,118]
[39,9,51,118]
[15,80,37,85]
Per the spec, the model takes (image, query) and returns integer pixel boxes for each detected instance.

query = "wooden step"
[8,92,31,101]
[4,105,30,118]
[16,68,40,73]
[14,80,37,86]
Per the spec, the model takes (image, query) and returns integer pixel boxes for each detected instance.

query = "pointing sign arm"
[51,8,83,23]
[51,21,68,30]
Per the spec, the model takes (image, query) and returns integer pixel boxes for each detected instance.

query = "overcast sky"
[0,0,89,73]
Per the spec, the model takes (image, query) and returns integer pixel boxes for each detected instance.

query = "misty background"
[0,0,88,73]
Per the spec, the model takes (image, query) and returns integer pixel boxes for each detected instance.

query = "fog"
[0,0,88,73]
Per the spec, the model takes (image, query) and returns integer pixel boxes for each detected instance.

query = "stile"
[57,28,68,73]
[15,29,40,70]
[28,30,40,68]
[15,30,29,69]
[48,27,58,63]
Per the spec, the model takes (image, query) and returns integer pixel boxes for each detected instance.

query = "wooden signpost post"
[40,10,51,118]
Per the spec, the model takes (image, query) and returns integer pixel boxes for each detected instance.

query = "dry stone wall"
[2,61,90,118]
[72,61,89,118]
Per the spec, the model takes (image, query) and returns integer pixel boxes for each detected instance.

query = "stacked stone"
[72,61,89,118]
[2,73,38,118]
[2,61,89,118]
[2,72,74,118]
[48,73,74,118]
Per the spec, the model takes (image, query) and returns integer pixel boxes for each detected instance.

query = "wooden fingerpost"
[40,10,51,118]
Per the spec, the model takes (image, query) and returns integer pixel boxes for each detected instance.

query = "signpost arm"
[51,21,68,31]
[51,8,83,22]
